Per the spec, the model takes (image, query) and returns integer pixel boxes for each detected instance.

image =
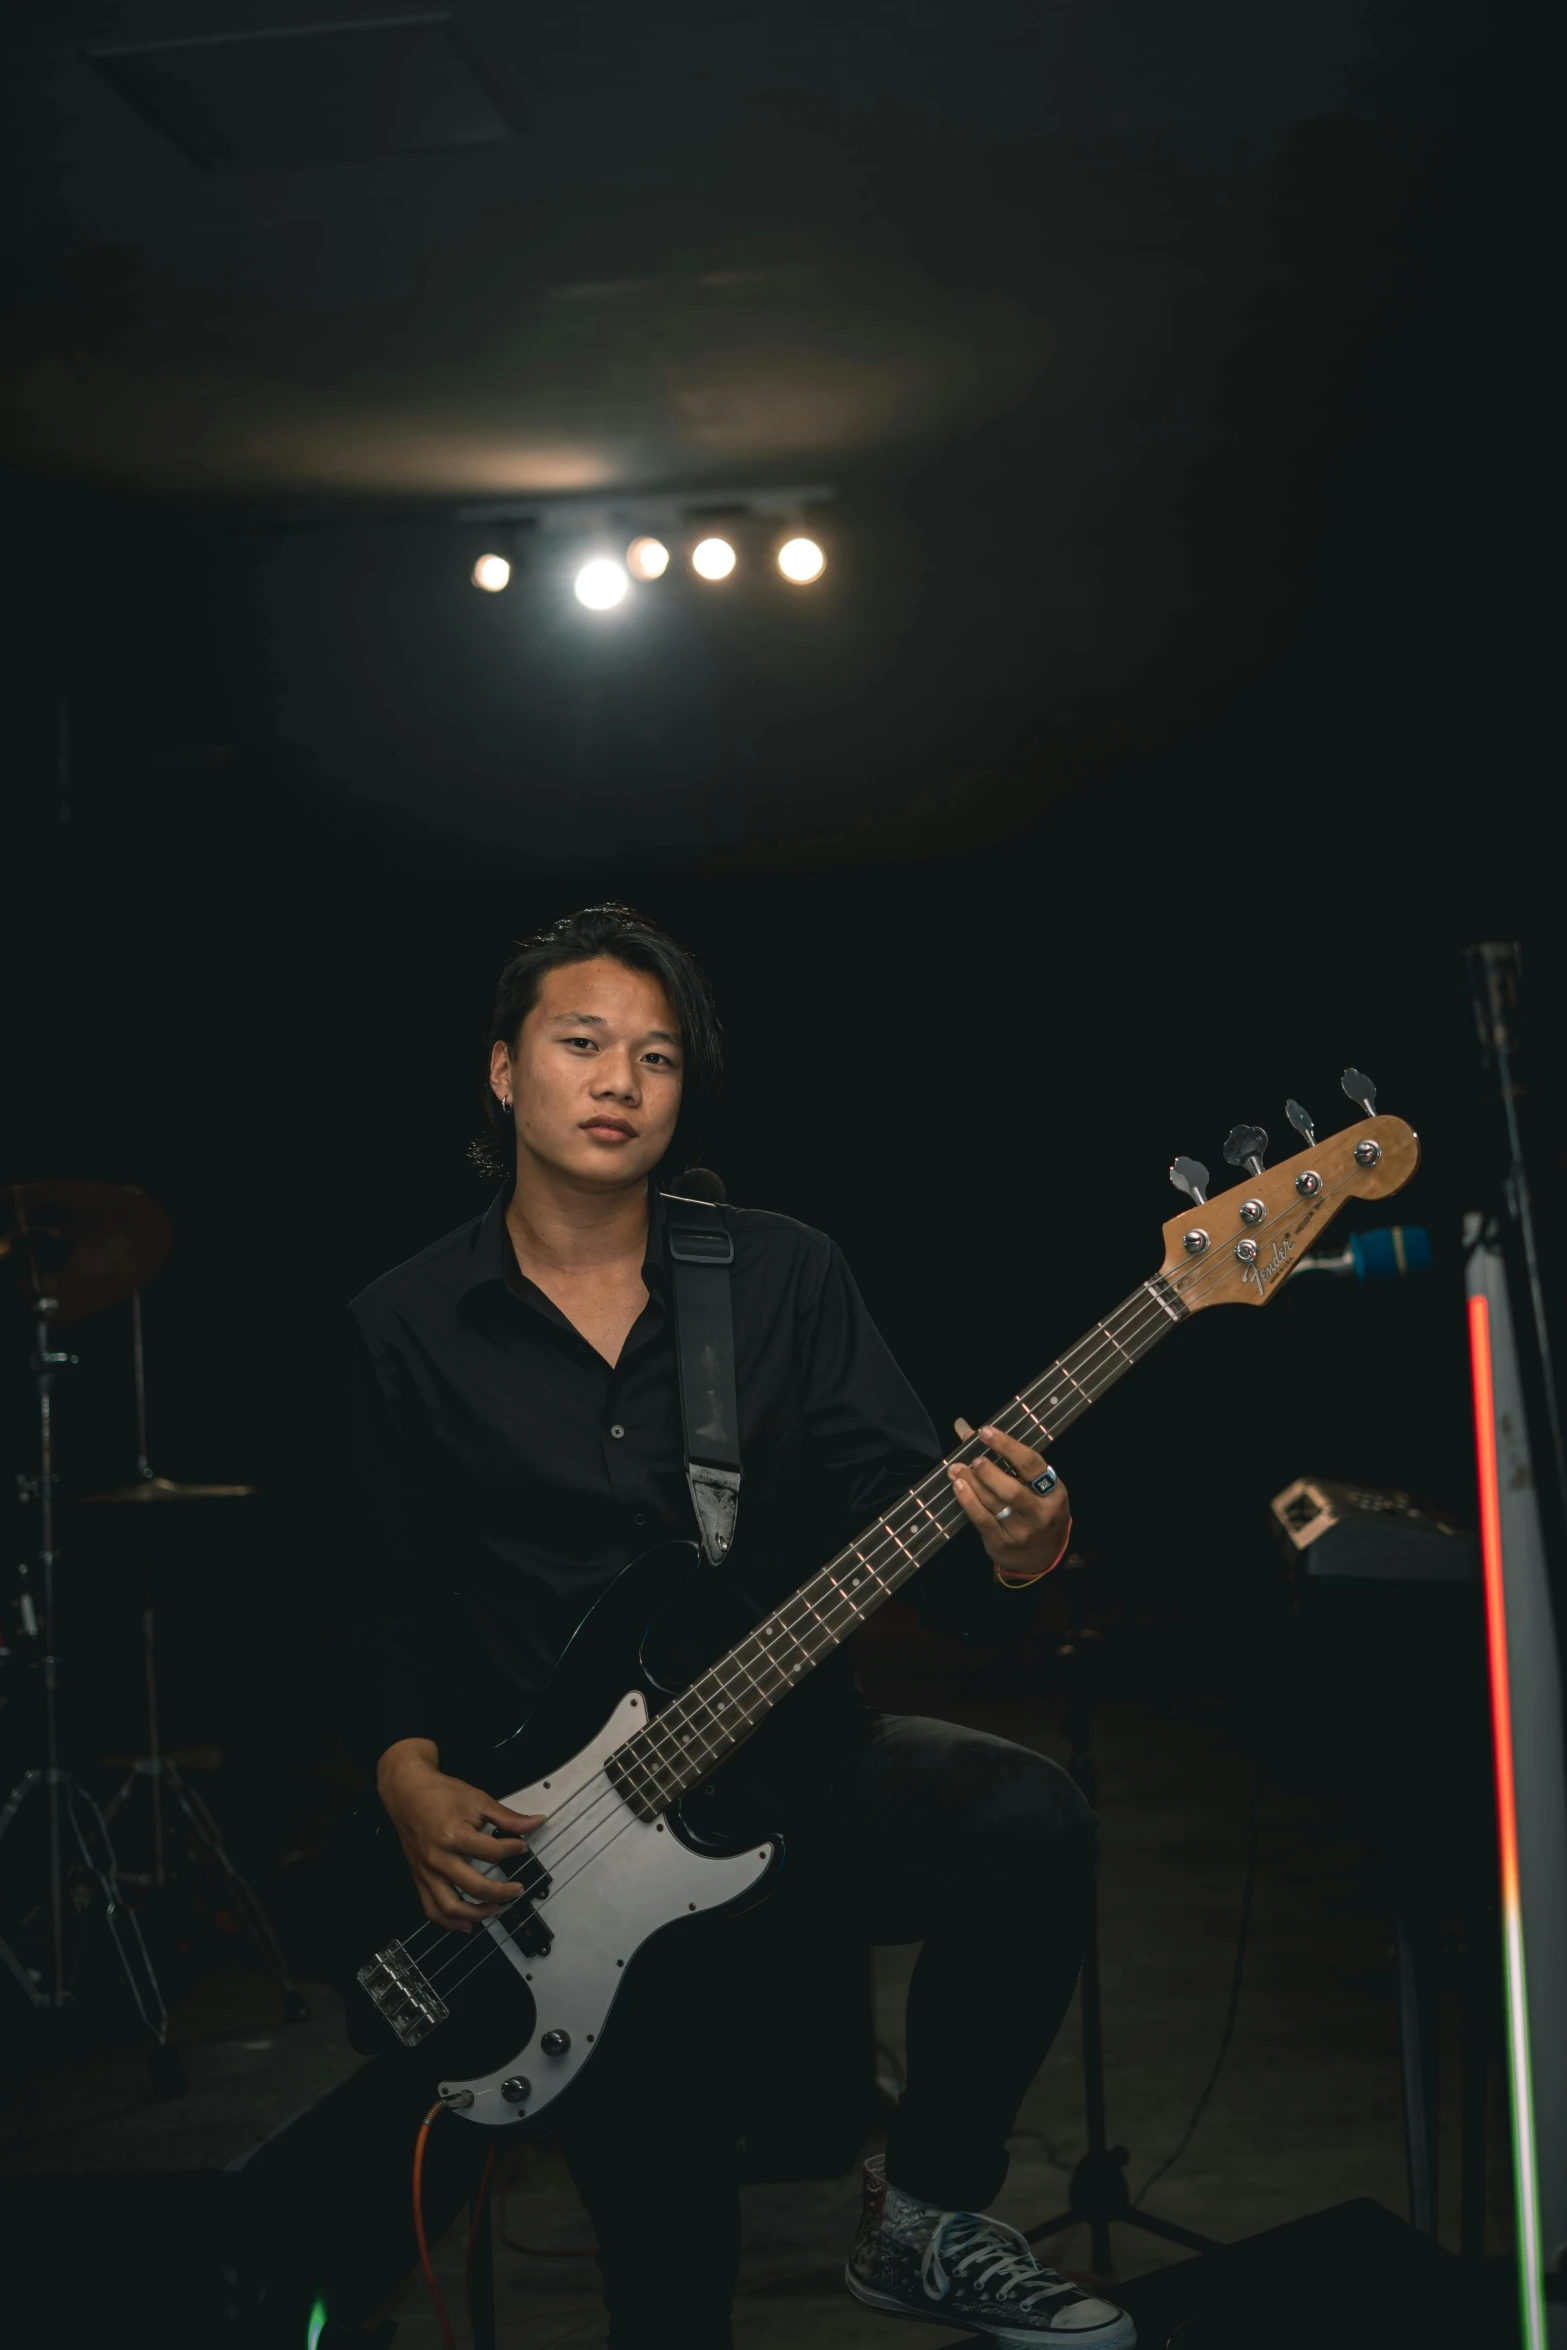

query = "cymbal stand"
[0,1285,181,2090]
[100,1288,307,2022]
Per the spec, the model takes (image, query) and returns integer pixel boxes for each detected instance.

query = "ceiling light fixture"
[574,558,630,610]
[690,537,737,581]
[626,536,670,581]
[776,537,826,584]
[471,553,511,592]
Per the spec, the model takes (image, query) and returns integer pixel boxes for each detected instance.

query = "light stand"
[1025,1555,1222,2277]
[0,1280,181,2092]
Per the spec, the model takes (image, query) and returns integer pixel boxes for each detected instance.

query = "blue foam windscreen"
[1348,1225,1432,1281]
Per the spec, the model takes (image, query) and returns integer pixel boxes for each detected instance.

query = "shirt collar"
[456,1181,669,1313]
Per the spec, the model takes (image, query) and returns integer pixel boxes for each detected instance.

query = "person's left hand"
[947,1423,1071,1579]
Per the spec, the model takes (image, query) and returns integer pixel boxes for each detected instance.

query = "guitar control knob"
[540,2029,571,2057]
[501,2076,532,2104]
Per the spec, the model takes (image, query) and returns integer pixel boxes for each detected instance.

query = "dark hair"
[470,903,724,1186]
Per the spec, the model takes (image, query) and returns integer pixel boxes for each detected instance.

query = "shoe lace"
[921,2211,1077,2310]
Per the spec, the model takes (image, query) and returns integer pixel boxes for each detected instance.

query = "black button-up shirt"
[348,1186,1029,1791]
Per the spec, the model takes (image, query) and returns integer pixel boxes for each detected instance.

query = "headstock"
[1158,1089,1419,1313]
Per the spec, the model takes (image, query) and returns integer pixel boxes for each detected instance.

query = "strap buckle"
[663,1197,735,1265]
[668,1229,734,1265]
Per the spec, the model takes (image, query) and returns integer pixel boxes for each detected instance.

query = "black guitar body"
[328,1540,786,2077]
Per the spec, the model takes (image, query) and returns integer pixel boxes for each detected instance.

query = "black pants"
[553,1709,1097,2350]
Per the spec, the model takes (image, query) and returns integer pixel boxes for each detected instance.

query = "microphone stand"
[1024,1555,1221,2277]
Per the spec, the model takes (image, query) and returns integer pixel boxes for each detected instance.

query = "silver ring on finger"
[1030,1464,1059,1497]
[994,1503,1014,1523]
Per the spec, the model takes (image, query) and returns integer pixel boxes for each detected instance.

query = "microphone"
[1294,1224,1432,1281]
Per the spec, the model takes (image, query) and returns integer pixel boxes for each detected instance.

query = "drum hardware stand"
[1024,1555,1223,2278]
[0,1280,183,2096]
[97,1288,308,2024]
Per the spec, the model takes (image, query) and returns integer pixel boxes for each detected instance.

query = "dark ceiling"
[3,2,1559,1644]
[2,1,1500,866]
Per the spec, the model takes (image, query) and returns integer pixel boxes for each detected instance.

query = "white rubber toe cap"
[1050,2297,1133,2337]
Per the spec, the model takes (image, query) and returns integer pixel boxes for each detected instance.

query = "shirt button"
[610,1424,625,1439]
[634,1512,646,1526]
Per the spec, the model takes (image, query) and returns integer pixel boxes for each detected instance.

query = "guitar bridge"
[357,1938,449,2048]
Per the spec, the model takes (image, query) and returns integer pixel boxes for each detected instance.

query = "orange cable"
[413,2101,459,2350]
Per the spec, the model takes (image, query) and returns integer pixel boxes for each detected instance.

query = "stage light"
[777,536,825,584]
[471,553,511,592]
[574,558,629,610]
[626,536,669,581]
[691,537,736,581]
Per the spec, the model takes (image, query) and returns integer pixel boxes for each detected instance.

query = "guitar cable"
[420,2105,498,2349]
[413,2102,459,2350]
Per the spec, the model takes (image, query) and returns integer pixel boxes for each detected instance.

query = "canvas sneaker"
[845,2153,1135,2346]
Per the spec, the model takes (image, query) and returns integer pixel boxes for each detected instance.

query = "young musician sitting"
[349,903,1134,2348]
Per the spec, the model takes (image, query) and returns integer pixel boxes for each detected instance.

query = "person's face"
[490,958,684,1192]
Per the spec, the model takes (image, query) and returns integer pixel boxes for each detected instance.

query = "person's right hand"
[376,1738,546,1932]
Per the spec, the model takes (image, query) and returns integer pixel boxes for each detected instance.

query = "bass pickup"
[491,1844,553,1959]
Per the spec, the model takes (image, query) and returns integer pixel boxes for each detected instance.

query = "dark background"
[0,1,1557,1912]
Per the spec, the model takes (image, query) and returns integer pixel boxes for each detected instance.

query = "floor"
[372,1691,1514,2349]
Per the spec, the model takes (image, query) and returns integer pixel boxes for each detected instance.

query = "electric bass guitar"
[337,1078,1417,2128]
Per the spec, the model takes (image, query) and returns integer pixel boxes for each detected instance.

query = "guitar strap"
[659,1189,742,1567]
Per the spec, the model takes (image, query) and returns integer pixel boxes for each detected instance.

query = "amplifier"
[1268,1478,1478,1583]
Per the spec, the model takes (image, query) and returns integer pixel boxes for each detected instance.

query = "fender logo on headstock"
[1160,1108,1419,1314]
[1242,1234,1294,1296]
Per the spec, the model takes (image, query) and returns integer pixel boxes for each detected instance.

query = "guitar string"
[402,1189,1315,2000]
[400,1364,1123,1994]
[388,1288,1156,1982]
[398,1167,1343,1999]
[414,1298,1292,2005]
[395,1160,1364,2002]
[411,1190,1343,2018]
[395,1276,1175,1984]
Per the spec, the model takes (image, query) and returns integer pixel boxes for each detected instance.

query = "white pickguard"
[439,1689,775,2127]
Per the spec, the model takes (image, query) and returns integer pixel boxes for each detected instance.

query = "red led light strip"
[1468,1291,1545,2350]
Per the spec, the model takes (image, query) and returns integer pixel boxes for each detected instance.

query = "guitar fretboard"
[603,1274,1186,1819]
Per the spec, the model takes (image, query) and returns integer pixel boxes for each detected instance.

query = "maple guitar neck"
[602,1106,1420,1819]
[604,1274,1185,1818]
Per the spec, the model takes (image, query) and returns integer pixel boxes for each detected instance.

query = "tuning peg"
[1223,1124,1269,1178]
[1169,1156,1210,1207]
[1341,1068,1378,1117]
[1286,1099,1316,1146]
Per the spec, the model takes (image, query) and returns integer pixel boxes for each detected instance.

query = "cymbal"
[1,1180,173,1324]
[79,1475,257,1504]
